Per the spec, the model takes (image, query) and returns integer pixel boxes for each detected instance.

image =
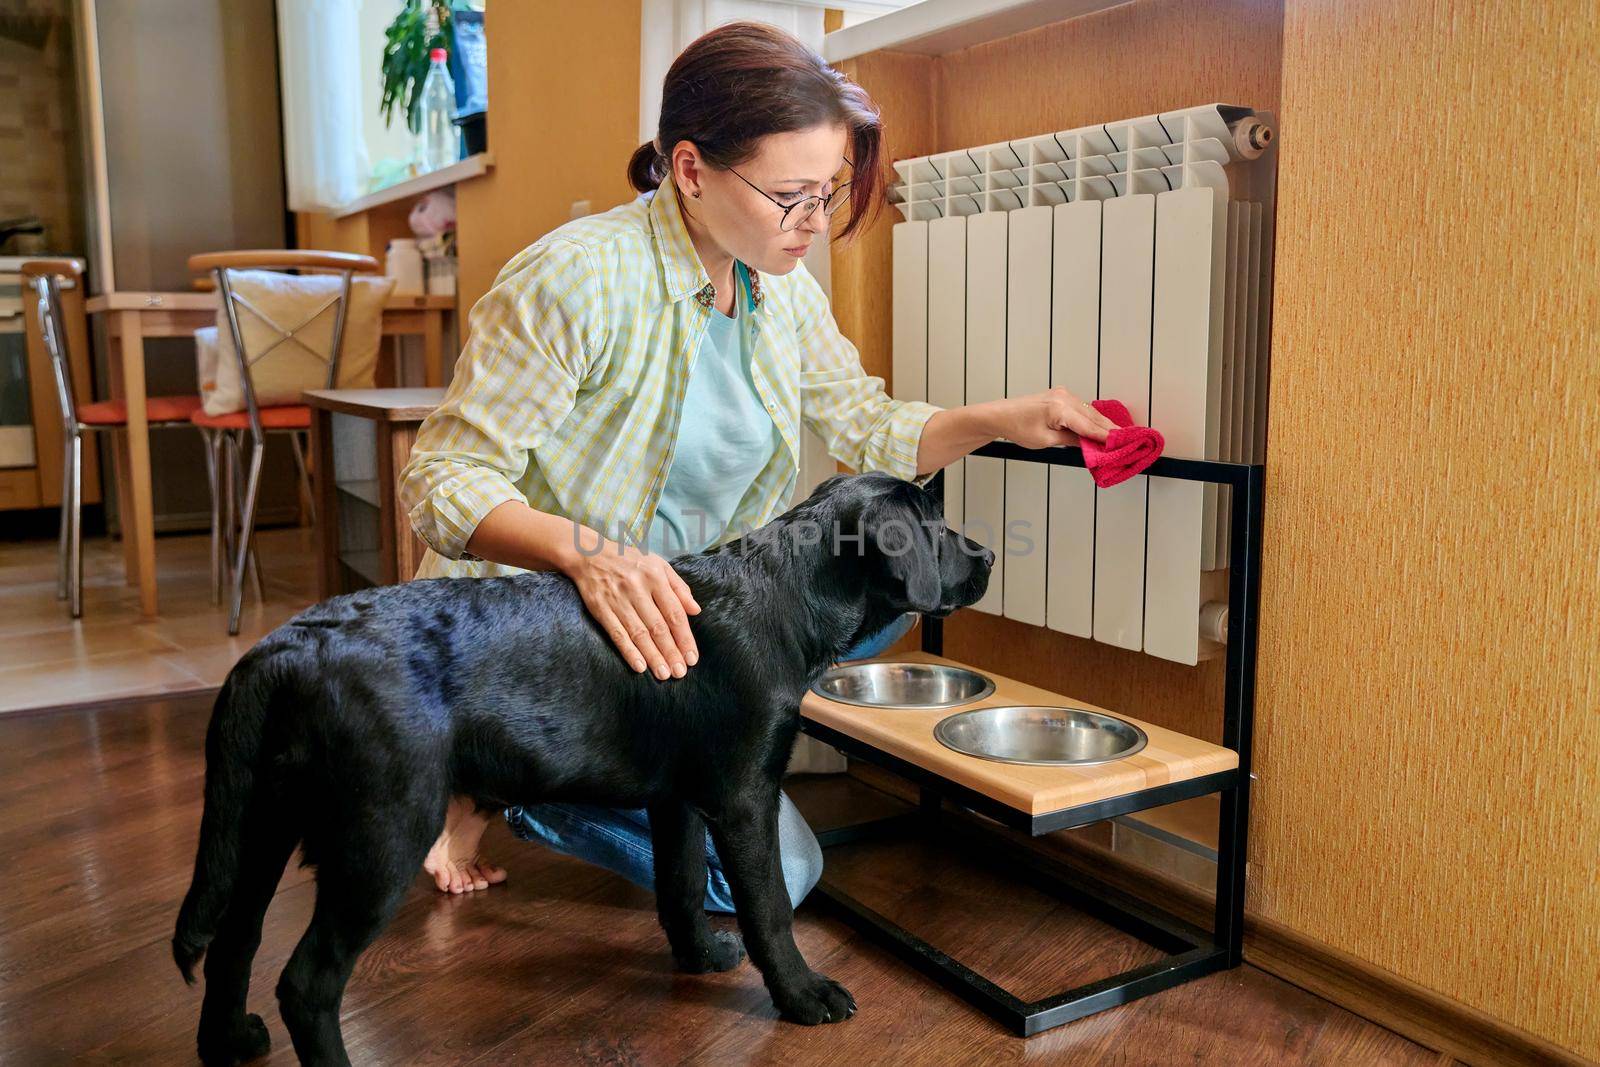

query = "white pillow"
[201,270,395,416]
[194,325,220,408]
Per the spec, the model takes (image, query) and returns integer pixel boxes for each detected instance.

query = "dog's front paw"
[197,1011,271,1066]
[674,929,745,974]
[772,971,857,1025]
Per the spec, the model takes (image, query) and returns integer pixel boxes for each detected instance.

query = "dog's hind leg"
[195,808,298,1067]
[648,800,745,973]
[705,790,856,1025]
[275,803,437,1067]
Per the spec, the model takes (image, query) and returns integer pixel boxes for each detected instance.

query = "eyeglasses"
[724,159,852,233]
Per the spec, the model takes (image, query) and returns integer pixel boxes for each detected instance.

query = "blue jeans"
[505,610,918,913]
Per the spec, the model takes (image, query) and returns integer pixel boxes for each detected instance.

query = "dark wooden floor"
[0,694,1450,1066]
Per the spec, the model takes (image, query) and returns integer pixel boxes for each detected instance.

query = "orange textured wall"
[1256,0,1599,1056]
[453,2,643,316]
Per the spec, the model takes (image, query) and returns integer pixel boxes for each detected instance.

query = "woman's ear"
[668,140,706,197]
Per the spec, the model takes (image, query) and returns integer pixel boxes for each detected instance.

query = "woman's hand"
[564,539,701,680]
[913,389,1120,475]
[995,387,1118,448]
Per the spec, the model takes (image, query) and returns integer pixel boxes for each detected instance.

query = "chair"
[186,250,383,633]
[23,259,216,618]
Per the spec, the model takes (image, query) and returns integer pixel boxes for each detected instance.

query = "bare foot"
[424,797,508,894]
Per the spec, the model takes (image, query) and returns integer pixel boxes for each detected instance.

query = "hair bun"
[628,140,671,193]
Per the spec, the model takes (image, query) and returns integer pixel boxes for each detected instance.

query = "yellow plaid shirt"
[400,171,942,579]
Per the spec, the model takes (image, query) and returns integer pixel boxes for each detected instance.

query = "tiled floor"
[0,525,318,714]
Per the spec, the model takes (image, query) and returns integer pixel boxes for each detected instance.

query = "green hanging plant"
[379,0,458,135]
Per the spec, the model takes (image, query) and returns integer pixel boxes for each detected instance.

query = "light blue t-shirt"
[644,261,781,556]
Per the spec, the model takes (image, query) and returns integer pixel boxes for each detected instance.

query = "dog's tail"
[172,662,274,984]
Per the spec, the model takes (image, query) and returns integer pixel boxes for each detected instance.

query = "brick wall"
[0,0,85,255]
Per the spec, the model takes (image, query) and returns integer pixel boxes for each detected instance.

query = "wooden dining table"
[84,290,455,617]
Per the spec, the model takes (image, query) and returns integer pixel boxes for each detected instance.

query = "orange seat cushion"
[78,395,205,426]
[190,404,312,431]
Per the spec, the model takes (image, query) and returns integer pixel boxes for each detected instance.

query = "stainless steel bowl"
[810,661,995,709]
[933,705,1148,766]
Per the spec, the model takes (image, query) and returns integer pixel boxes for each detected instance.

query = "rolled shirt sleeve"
[791,261,942,486]
[399,238,603,560]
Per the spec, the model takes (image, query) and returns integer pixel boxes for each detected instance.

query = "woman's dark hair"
[627,21,885,242]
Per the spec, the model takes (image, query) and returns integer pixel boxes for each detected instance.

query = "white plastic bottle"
[386,238,424,296]
[424,251,456,296]
[419,47,458,172]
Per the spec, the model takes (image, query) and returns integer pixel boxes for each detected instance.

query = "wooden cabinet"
[2,257,103,514]
[303,388,442,599]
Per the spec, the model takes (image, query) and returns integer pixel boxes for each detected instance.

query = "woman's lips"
[783,245,810,257]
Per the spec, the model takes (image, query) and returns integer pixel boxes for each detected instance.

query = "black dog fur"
[171,471,993,1066]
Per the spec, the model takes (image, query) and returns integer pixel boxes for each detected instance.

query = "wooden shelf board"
[335,480,381,509]
[302,387,444,422]
[800,649,1237,818]
[332,153,495,219]
[86,292,454,313]
[339,549,383,587]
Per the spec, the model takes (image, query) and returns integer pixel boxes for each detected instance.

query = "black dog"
[172,470,993,1066]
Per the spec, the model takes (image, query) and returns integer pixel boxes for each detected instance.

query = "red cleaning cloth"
[1079,398,1165,489]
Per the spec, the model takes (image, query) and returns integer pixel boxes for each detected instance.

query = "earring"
[693,191,701,198]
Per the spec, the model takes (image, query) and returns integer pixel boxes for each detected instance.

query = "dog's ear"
[868,499,942,614]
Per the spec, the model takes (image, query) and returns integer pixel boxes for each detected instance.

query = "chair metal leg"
[228,437,266,635]
[289,429,316,527]
[247,544,265,604]
[222,432,265,610]
[200,429,223,604]
[223,434,245,604]
[57,436,72,602]
[66,433,83,619]
[240,440,265,605]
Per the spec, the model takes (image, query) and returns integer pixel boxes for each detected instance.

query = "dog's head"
[795,471,992,618]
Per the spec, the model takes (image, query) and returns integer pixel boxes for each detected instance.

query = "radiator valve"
[1232,117,1274,159]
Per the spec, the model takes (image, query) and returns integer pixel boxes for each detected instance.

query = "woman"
[398,22,1115,904]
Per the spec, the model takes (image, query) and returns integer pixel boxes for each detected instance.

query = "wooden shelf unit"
[304,387,443,597]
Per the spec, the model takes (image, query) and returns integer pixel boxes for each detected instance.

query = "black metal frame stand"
[800,446,1265,1036]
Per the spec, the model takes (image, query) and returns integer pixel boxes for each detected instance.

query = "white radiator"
[889,104,1275,666]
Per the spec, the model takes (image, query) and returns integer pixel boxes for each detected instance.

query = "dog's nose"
[980,546,995,568]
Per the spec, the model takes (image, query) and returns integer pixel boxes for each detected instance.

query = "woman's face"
[675,123,850,277]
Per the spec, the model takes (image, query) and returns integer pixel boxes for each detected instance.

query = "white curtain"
[639,2,829,146]
[276,0,371,212]
[639,0,904,137]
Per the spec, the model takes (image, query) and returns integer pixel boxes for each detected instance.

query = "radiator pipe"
[1229,117,1274,159]
[1200,601,1230,645]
